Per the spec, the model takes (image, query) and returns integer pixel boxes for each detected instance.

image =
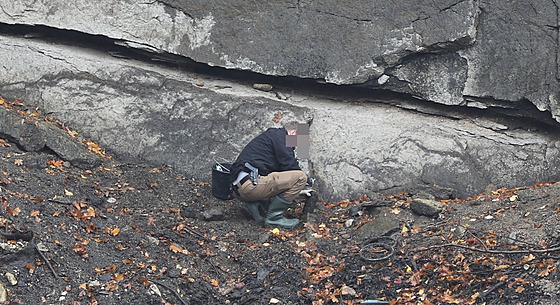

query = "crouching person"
[230,122,307,228]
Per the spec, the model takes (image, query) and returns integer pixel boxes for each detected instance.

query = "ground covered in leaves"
[1,105,560,305]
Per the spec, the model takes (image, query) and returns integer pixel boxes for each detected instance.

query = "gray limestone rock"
[0,107,47,152]
[353,207,401,242]
[40,123,102,170]
[1,0,558,123]
[0,282,5,303]
[0,104,101,169]
[2,35,560,201]
[410,198,444,218]
[202,206,225,221]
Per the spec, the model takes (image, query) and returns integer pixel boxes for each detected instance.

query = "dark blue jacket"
[230,128,301,184]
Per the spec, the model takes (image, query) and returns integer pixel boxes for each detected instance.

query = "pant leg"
[273,170,307,201]
[237,170,307,202]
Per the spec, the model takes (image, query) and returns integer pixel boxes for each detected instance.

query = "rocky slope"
[1,97,560,305]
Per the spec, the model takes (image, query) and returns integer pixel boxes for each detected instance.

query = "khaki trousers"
[236,170,307,202]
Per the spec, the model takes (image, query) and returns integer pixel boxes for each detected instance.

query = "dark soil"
[1,125,560,305]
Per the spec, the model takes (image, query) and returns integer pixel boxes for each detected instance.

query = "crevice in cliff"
[155,0,195,20]
[1,22,559,137]
[439,0,471,13]
[309,9,374,23]
[553,0,560,81]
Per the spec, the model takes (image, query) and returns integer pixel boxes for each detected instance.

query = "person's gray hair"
[283,121,298,132]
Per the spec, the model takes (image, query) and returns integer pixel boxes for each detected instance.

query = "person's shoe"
[243,199,269,222]
[264,195,299,228]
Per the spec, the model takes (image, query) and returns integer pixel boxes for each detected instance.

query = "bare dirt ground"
[1,102,560,305]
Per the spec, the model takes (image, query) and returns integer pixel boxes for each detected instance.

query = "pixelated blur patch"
[297,146,309,159]
[286,135,297,147]
[297,124,309,135]
[297,135,309,146]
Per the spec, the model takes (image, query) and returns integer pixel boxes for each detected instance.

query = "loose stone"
[5,272,17,286]
[252,83,273,92]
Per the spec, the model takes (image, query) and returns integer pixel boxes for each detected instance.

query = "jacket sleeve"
[273,131,301,171]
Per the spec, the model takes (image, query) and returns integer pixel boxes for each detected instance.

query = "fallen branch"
[477,270,524,302]
[33,242,60,279]
[477,278,508,302]
[47,198,73,205]
[151,279,187,305]
[466,230,488,251]
[412,243,560,255]
[184,225,206,240]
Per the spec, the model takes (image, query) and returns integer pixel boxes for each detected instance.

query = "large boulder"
[0,0,558,122]
[0,106,101,169]
[1,36,560,201]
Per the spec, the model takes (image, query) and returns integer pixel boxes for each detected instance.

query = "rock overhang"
[1,0,560,201]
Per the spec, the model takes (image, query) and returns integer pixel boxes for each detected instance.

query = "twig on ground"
[478,280,507,302]
[33,241,60,279]
[466,230,488,251]
[477,270,523,302]
[184,225,206,240]
[151,279,187,305]
[48,198,73,205]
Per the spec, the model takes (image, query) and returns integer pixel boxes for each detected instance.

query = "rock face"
[0,1,560,200]
[0,36,311,183]
[1,0,558,121]
[1,36,559,201]
[0,107,101,169]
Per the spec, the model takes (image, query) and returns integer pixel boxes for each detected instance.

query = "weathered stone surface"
[202,206,225,221]
[0,36,310,181]
[459,1,559,113]
[392,53,468,106]
[410,198,444,217]
[2,36,560,201]
[353,207,400,242]
[5,272,17,286]
[310,102,560,200]
[0,107,46,151]
[40,123,102,169]
[0,282,6,303]
[0,1,478,82]
[0,0,558,123]
[0,105,101,169]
